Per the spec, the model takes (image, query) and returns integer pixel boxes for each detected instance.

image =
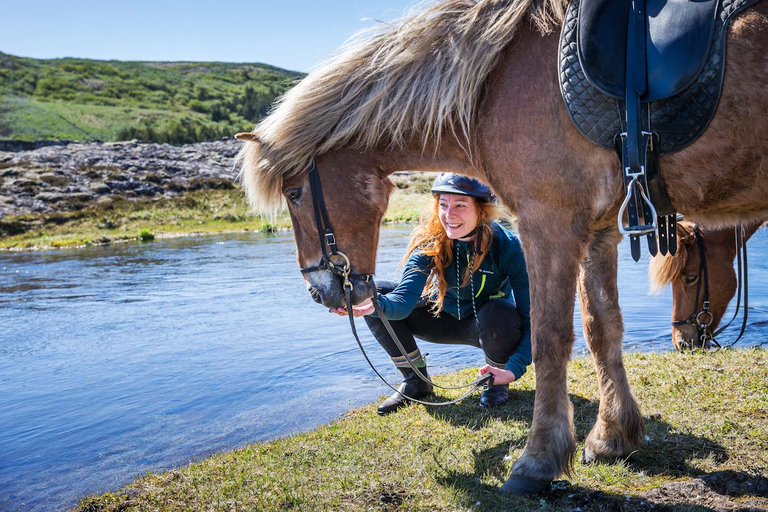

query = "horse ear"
[235,132,262,144]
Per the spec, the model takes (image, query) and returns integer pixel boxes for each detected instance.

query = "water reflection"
[0,226,766,512]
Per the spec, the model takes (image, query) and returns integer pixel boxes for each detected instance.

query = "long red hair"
[401,194,500,314]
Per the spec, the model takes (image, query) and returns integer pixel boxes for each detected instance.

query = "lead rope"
[344,282,493,407]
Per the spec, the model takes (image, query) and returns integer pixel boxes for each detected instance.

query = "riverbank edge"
[75,348,768,512]
[0,183,437,252]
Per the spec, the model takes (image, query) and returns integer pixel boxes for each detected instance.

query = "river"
[1,225,766,511]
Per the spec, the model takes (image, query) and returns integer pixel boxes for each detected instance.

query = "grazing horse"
[235,0,768,493]
[649,221,764,350]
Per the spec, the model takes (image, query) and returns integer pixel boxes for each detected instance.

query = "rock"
[0,139,244,216]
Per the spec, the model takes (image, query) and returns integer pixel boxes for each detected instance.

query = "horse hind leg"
[577,228,644,463]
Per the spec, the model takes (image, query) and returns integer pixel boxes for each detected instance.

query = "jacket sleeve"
[370,253,430,321]
[498,233,532,380]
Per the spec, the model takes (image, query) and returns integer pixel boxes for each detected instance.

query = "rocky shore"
[0,139,242,217]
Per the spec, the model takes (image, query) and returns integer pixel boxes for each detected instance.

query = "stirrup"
[618,173,658,236]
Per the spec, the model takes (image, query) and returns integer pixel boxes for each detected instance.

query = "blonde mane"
[236,0,566,215]
[648,222,696,293]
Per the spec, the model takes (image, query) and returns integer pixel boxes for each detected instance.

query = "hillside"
[0,52,302,144]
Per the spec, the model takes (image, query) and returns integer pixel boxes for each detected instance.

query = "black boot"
[479,384,509,408]
[377,366,433,415]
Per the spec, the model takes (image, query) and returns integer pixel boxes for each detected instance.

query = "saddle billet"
[559,0,763,260]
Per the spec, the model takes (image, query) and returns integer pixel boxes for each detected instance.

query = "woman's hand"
[479,365,517,386]
[329,298,375,317]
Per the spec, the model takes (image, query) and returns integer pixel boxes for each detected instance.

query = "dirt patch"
[640,470,768,511]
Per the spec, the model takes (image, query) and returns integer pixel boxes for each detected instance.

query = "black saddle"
[559,0,762,261]
[579,0,717,102]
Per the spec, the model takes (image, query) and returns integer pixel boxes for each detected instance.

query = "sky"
[0,0,422,73]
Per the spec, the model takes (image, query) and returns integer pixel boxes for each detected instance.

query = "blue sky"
[0,1,421,73]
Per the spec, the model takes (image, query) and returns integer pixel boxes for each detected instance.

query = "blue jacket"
[374,222,532,380]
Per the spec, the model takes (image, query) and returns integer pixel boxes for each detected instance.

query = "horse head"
[236,133,393,308]
[649,222,739,350]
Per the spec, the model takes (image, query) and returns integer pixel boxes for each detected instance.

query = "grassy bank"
[0,177,435,251]
[0,52,300,144]
[76,349,767,512]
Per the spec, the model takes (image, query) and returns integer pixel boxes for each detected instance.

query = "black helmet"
[430,173,493,202]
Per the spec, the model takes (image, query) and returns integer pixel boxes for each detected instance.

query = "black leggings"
[364,281,523,367]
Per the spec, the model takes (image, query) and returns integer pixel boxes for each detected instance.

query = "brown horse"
[649,221,764,350]
[235,0,768,494]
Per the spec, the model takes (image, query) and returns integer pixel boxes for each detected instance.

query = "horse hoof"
[500,474,551,495]
[580,446,598,465]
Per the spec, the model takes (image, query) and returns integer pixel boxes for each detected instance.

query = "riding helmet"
[430,172,493,202]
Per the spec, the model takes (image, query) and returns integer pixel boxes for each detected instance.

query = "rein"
[300,161,493,406]
[671,225,749,349]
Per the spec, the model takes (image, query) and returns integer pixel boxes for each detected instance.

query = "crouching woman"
[331,173,532,415]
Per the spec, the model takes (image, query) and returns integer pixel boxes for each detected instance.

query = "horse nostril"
[308,286,322,304]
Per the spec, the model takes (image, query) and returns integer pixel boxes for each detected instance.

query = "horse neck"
[332,140,480,179]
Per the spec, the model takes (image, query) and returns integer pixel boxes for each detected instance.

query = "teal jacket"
[374,222,532,380]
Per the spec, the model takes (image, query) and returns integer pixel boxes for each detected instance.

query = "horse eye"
[683,274,698,285]
[286,188,302,202]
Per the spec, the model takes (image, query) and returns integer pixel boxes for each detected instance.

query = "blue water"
[1,226,766,511]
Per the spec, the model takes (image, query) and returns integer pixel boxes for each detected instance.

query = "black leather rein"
[299,161,493,406]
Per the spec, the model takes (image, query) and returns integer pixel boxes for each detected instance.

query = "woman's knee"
[477,300,523,349]
[478,299,522,329]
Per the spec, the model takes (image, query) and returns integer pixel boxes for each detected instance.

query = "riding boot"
[377,366,433,416]
[479,384,509,408]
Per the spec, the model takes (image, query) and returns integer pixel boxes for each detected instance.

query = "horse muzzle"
[672,324,713,351]
[305,273,375,309]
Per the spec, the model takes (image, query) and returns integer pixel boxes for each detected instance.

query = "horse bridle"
[671,225,748,350]
[299,161,373,290]
[299,161,493,405]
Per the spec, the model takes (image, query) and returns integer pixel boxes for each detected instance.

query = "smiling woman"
[328,173,533,415]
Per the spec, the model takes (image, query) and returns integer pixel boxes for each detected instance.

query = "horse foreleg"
[502,209,588,494]
[578,229,644,463]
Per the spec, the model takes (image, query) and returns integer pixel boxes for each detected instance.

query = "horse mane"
[648,222,696,293]
[236,0,566,215]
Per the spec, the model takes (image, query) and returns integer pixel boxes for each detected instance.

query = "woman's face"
[438,193,479,240]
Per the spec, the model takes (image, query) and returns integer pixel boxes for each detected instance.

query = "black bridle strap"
[300,162,370,281]
[671,226,710,328]
[309,161,336,259]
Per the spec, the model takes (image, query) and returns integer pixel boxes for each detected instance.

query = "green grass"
[74,348,768,511]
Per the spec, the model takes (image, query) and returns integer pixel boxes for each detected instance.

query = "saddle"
[579,0,718,103]
[559,0,762,260]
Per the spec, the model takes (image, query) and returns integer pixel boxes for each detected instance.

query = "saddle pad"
[560,0,762,154]
[578,0,718,102]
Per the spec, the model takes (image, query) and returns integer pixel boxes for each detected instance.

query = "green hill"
[0,52,302,144]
